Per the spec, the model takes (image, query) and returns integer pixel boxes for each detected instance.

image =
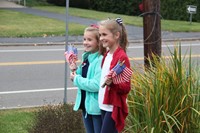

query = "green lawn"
[0,6,200,38]
[0,9,86,37]
[0,108,36,133]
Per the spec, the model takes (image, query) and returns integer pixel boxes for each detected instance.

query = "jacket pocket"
[87,96,101,114]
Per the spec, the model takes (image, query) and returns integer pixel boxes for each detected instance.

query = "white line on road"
[0,87,77,95]
[128,43,200,49]
[0,48,84,52]
[0,43,200,52]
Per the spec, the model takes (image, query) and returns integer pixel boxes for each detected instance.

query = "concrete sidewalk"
[0,0,200,46]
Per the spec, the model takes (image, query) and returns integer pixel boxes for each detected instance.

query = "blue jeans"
[100,110,118,133]
[82,110,102,133]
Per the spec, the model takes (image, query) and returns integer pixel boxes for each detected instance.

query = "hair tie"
[90,24,99,29]
[115,17,123,25]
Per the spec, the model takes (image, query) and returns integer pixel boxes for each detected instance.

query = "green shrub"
[69,0,90,9]
[125,45,200,132]
[47,0,65,6]
[89,0,141,16]
[30,103,85,133]
[161,0,200,22]
[24,0,52,7]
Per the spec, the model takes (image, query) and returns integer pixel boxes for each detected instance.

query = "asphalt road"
[0,41,200,109]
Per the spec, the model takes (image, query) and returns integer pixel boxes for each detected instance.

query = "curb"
[0,38,199,47]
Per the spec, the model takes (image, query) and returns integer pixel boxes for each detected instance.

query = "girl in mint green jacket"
[70,25,106,133]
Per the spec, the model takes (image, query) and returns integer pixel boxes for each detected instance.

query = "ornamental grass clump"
[125,45,200,133]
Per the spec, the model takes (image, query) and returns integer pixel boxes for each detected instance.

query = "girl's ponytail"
[115,18,128,52]
[120,24,128,52]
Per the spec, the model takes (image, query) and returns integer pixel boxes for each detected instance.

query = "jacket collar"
[101,46,123,68]
[82,51,100,63]
[113,46,122,57]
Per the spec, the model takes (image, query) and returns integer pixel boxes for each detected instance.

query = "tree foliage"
[68,0,200,22]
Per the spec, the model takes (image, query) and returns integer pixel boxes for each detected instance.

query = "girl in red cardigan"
[98,18,131,133]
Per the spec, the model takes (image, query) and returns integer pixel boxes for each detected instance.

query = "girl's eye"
[102,33,106,36]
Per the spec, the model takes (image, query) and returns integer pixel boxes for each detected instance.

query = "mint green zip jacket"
[73,51,102,115]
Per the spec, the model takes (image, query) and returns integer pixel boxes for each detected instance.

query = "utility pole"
[143,0,161,67]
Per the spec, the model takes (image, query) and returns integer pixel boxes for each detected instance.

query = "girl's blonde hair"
[98,18,129,52]
[84,25,106,55]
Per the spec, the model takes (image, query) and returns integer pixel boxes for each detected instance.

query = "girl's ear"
[114,31,120,40]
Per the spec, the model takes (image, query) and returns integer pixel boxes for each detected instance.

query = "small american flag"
[64,45,78,64]
[102,60,132,87]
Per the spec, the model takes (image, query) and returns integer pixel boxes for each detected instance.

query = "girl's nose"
[99,36,103,41]
[83,40,87,44]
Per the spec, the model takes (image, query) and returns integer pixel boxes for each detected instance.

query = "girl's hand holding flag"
[102,60,133,88]
[64,45,78,72]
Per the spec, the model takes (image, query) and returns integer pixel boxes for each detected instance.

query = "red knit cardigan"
[101,47,131,132]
